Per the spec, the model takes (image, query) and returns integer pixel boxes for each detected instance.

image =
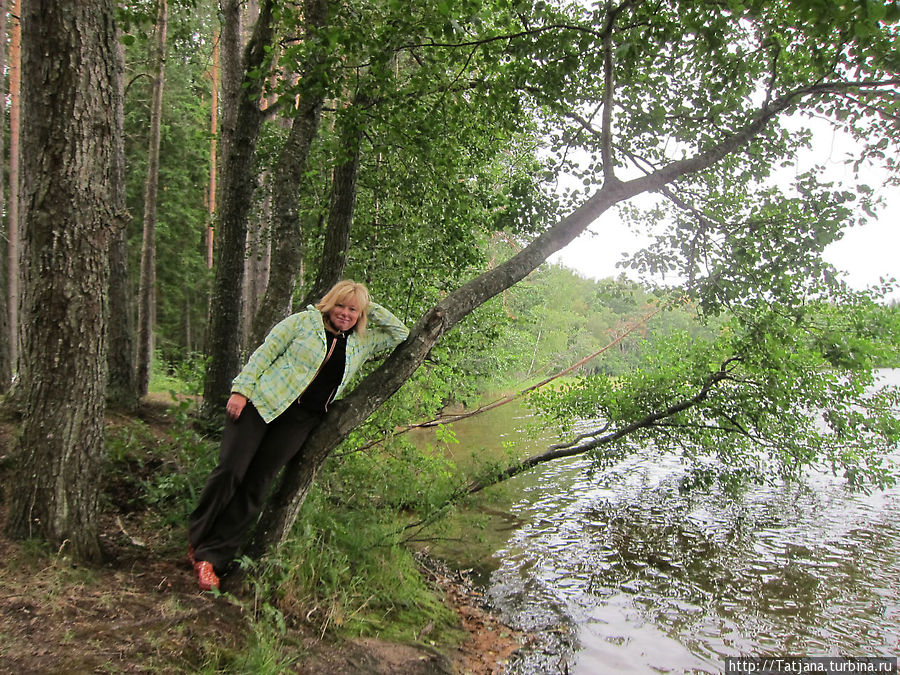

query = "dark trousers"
[188,400,323,572]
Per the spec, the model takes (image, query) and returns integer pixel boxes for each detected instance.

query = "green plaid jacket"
[231,302,409,423]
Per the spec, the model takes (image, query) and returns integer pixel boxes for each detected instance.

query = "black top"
[296,331,347,412]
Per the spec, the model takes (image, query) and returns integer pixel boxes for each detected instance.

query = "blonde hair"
[316,280,370,334]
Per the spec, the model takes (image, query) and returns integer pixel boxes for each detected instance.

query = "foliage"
[122,2,216,362]
[148,350,208,396]
[485,263,720,382]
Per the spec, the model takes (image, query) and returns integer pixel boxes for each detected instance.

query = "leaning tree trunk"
[200,0,275,422]
[247,77,798,554]
[246,177,638,556]
[5,0,120,564]
[136,0,167,396]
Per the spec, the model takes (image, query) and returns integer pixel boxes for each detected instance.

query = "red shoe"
[194,560,220,591]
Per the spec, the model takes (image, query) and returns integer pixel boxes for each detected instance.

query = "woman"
[188,280,409,591]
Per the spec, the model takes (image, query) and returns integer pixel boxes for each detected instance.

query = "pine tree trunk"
[0,0,10,392]
[136,0,168,396]
[5,0,121,564]
[7,0,21,380]
[107,37,138,409]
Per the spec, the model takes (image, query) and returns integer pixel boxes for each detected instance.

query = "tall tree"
[6,0,21,381]
[121,0,219,365]
[247,0,329,346]
[0,0,10,392]
[136,0,168,396]
[107,32,138,409]
[206,30,219,270]
[200,0,275,422]
[241,206,270,350]
[5,0,121,563]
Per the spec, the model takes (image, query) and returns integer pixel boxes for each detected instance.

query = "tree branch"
[600,1,618,185]
[628,77,900,196]
[464,357,742,494]
[354,303,660,450]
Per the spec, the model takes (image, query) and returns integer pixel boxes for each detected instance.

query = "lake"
[415,369,900,673]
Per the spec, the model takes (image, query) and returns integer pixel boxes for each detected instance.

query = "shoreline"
[0,400,541,673]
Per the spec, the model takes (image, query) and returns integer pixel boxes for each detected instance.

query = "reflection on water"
[494,451,900,673]
[426,371,900,674]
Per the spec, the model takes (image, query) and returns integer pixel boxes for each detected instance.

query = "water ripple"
[489,373,900,674]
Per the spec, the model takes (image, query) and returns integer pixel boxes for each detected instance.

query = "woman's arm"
[364,302,410,354]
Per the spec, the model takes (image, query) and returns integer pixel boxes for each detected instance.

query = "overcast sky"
[552,123,899,301]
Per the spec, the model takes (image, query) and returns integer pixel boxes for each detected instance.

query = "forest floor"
[0,398,530,674]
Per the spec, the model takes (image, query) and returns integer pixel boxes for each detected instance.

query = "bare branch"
[546,423,611,451]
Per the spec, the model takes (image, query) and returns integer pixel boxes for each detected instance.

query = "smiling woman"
[318,280,368,335]
[187,279,409,591]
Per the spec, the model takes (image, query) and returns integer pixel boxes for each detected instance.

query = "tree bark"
[5,0,120,563]
[200,0,277,422]
[241,205,270,350]
[247,0,329,347]
[206,30,219,270]
[107,35,138,409]
[0,0,10,392]
[7,0,21,381]
[136,0,168,396]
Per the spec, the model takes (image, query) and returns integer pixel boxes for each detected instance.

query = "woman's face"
[327,295,361,332]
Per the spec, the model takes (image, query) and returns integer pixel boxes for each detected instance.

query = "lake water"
[420,369,900,673]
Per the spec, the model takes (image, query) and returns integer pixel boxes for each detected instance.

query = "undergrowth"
[101,393,473,659]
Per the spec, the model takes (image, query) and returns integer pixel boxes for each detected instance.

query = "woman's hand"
[226,393,248,421]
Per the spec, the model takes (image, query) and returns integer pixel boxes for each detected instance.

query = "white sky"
[552,122,900,302]
[551,188,899,299]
